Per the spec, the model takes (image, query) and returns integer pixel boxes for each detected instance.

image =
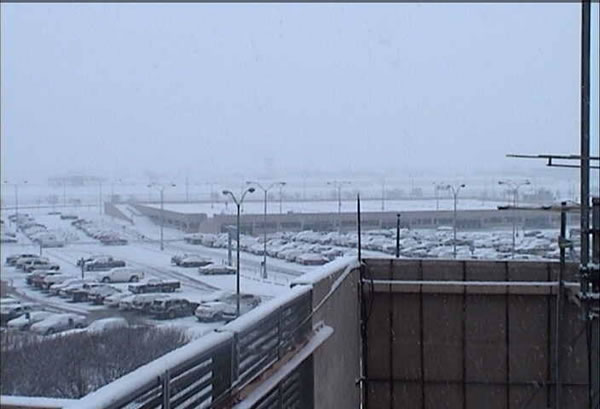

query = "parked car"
[128,279,180,294]
[50,278,87,296]
[27,270,61,286]
[70,283,104,302]
[24,260,60,273]
[150,297,199,319]
[7,311,54,330]
[58,280,98,298]
[0,303,35,324]
[76,254,110,267]
[96,267,144,283]
[16,257,48,270]
[30,313,86,335]
[87,285,122,305]
[6,254,38,266]
[40,274,71,290]
[84,257,126,272]
[104,292,133,308]
[171,253,195,266]
[86,317,128,334]
[198,264,236,275]
[178,255,212,268]
[194,294,261,322]
[130,294,169,313]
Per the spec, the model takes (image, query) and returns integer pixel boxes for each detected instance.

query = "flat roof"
[142,198,508,217]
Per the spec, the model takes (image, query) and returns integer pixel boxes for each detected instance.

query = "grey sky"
[1,3,598,182]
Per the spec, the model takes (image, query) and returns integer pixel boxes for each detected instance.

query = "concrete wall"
[133,202,560,234]
[293,261,362,409]
[363,259,589,409]
[103,202,133,224]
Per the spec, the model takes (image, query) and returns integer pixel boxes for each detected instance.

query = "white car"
[7,311,54,330]
[104,292,132,308]
[30,313,86,335]
[194,294,261,322]
[86,317,128,334]
[96,267,144,283]
[198,264,236,275]
[50,278,87,295]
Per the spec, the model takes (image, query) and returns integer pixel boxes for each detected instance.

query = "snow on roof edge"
[290,256,359,286]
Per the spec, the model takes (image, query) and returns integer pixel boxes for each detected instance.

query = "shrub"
[0,326,187,398]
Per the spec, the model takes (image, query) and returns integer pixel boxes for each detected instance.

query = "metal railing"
[69,286,313,409]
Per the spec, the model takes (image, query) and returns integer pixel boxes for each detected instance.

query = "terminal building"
[115,201,563,235]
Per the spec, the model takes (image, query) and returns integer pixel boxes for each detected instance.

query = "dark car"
[149,298,199,319]
[84,257,126,272]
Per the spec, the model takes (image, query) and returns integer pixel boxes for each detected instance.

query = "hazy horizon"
[1,3,598,184]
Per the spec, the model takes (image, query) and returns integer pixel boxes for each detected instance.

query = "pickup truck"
[84,257,126,272]
[128,279,181,294]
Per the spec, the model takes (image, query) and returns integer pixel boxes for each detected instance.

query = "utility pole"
[381,179,386,212]
[148,183,176,251]
[396,213,401,258]
[3,180,28,225]
[327,181,351,231]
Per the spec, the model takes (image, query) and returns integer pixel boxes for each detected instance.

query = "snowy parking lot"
[1,208,307,339]
[1,204,575,339]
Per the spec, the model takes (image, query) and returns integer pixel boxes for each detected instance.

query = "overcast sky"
[1,3,598,182]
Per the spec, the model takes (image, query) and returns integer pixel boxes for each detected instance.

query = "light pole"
[381,179,386,212]
[3,180,28,224]
[498,180,530,258]
[148,183,176,251]
[327,181,351,231]
[278,183,285,215]
[442,183,466,259]
[433,182,446,211]
[223,187,255,317]
[246,181,286,279]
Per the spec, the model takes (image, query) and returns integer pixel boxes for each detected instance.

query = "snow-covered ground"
[1,207,307,339]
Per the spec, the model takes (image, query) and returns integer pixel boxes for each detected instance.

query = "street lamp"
[147,183,176,251]
[442,183,466,258]
[327,181,351,231]
[3,180,28,224]
[498,180,530,258]
[433,182,447,211]
[246,181,286,279]
[222,187,255,317]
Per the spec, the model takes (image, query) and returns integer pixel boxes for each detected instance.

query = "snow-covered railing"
[218,285,312,390]
[68,285,314,409]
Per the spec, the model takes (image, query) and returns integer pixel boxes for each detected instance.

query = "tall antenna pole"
[580,0,591,269]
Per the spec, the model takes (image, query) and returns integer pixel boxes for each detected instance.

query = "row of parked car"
[1,297,130,335]
[184,233,336,265]
[72,218,129,245]
[10,214,66,248]
[170,253,236,275]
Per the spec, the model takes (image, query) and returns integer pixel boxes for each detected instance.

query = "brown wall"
[363,259,589,409]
